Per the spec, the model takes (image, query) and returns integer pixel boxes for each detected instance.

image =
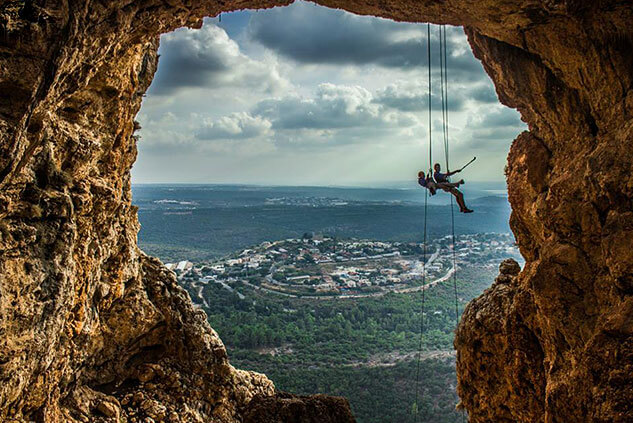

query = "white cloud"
[466,106,527,150]
[133,5,519,185]
[150,23,290,95]
[196,112,272,140]
[253,83,417,132]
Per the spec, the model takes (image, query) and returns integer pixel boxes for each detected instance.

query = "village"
[168,233,520,299]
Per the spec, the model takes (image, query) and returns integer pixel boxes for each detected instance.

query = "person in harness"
[417,169,462,197]
[418,168,465,198]
[432,163,473,213]
[418,170,437,196]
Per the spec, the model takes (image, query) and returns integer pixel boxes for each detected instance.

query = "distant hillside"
[470,195,509,206]
[133,185,512,262]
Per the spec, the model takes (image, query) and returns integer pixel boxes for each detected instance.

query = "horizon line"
[131,180,508,189]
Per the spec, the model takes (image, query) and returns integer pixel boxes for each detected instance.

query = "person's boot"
[457,179,465,185]
[462,207,474,213]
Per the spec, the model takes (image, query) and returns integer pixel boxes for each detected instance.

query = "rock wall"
[0,1,631,422]
[0,1,283,421]
[455,8,633,422]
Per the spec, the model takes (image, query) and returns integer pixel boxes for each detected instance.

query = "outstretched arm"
[446,169,461,176]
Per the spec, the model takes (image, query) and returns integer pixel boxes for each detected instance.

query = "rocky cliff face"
[0,1,631,422]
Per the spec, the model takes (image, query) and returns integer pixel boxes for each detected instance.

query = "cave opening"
[3,0,632,421]
[130,2,525,422]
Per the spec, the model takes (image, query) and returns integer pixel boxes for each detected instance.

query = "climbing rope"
[413,24,465,423]
[438,24,460,330]
[412,22,432,423]
[440,23,466,423]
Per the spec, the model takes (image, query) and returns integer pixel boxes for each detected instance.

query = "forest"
[134,184,514,421]
[183,265,497,422]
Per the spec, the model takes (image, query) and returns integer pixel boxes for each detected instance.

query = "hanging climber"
[417,169,461,197]
[417,170,437,195]
[433,163,473,213]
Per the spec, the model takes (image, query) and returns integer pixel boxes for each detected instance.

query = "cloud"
[196,112,272,140]
[374,80,465,112]
[467,106,526,148]
[471,107,523,128]
[373,78,501,112]
[136,111,276,156]
[248,1,486,79]
[150,23,288,95]
[468,83,499,103]
[134,4,515,184]
[253,83,417,131]
[182,82,424,151]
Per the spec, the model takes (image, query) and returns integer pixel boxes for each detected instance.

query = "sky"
[132,1,527,187]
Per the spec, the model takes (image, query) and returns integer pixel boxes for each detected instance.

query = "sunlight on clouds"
[196,112,272,140]
[151,24,290,96]
[133,1,526,185]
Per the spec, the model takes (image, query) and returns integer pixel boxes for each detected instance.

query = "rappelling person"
[432,163,473,213]
[417,168,462,198]
[417,170,437,195]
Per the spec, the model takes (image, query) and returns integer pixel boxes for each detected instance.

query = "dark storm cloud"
[248,2,487,80]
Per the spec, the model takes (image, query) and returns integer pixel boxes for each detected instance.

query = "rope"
[427,23,433,172]
[439,25,449,170]
[412,187,428,422]
[414,24,466,423]
[440,24,466,423]
[412,22,432,423]
[438,24,459,328]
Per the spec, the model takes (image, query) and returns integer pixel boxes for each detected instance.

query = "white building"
[176,260,193,272]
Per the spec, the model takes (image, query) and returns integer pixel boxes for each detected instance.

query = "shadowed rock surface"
[1,1,632,422]
[243,393,356,423]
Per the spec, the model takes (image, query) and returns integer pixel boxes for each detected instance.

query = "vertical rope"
[413,188,428,423]
[440,24,466,423]
[442,25,449,162]
[413,22,433,423]
[439,25,449,170]
[414,23,466,423]
[439,25,459,327]
[427,23,433,172]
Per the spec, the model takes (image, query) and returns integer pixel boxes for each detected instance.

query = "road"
[200,276,246,300]
[244,265,457,300]
[190,281,209,307]
[345,350,456,368]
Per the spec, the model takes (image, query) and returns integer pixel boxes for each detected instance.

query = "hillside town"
[169,233,521,299]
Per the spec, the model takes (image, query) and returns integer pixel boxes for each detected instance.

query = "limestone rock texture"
[0,0,631,422]
[243,393,356,423]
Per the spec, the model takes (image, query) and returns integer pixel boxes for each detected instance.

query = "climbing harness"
[412,24,466,423]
